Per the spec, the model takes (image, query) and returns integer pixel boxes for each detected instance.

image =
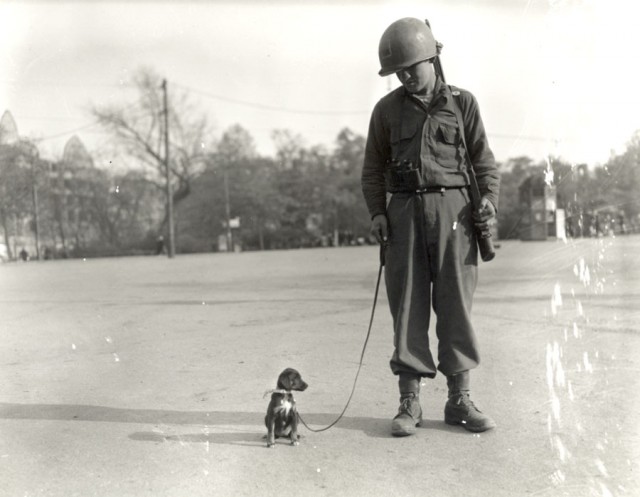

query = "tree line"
[1,68,638,259]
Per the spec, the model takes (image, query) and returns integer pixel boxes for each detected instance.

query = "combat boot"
[444,371,496,433]
[391,374,422,437]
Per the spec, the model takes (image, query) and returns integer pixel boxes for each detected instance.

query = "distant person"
[361,18,500,436]
[19,248,29,262]
[155,235,166,255]
[618,212,626,234]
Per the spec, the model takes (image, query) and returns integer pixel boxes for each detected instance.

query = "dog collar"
[263,389,292,398]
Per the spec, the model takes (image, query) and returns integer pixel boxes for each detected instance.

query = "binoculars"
[384,159,426,191]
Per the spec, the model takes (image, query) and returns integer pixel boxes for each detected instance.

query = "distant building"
[0,110,19,145]
[0,110,36,259]
[518,174,566,241]
[47,135,100,254]
[62,135,94,169]
[1,110,100,259]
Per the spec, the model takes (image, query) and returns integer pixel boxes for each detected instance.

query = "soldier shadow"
[0,402,456,446]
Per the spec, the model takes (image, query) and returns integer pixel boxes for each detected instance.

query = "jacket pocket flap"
[438,123,458,144]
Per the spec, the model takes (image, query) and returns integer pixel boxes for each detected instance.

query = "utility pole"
[223,168,232,251]
[32,174,40,260]
[22,141,41,260]
[162,78,176,258]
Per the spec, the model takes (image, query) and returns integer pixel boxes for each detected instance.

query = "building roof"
[0,110,19,145]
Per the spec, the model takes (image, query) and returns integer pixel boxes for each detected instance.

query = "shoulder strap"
[449,87,496,261]
[449,87,482,209]
[448,87,471,167]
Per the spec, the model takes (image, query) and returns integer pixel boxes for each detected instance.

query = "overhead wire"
[31,122,104,143]
[172,81,370,116]
[7,77,558,145]
[28,100,149,143]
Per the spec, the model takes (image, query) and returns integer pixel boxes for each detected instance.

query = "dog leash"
[297,243,385,432]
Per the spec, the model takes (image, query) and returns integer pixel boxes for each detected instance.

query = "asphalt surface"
[1,237,638,497]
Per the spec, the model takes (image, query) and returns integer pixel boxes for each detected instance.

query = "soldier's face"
[396,59,435,95]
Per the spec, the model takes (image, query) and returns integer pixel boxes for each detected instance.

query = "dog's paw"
[266,442,275,448]
[290,440,299,446]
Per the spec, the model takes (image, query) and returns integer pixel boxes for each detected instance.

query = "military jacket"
[361,77,500,219]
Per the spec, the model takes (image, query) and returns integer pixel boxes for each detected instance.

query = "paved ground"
[0,236,638,497]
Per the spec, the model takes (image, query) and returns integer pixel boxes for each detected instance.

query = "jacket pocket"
[433,122,460,169]
[438,122,458,145]
[389,119,420,167]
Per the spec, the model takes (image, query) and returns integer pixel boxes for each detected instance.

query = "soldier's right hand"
[370,214,389,245]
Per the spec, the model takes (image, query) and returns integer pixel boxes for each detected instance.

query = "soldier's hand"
[370,214,389,245]
[473,197,496,232]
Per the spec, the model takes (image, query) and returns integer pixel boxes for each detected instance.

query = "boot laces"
[455,392,482,413]
[398,394,419,416]
[400,397,413,411]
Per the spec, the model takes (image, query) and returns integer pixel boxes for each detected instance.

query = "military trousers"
[384,188,480,378]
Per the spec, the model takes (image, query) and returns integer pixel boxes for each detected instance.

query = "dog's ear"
[277,368,295,390]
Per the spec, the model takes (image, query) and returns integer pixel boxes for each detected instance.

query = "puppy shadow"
[129,430,267,447]
[130,431,317,448]
[127,413,394,447]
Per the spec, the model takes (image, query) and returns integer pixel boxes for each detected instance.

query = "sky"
[1,0,640,167]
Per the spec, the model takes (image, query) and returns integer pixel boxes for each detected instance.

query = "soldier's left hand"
[473,197,496,232]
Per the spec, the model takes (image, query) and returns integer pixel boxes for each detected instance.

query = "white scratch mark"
[552,435,569,462]
[550,394,561,423]
[595,459,610,478]
[567,381,574,402]
[551,282,563,315]
[583,351,593,373]
[551,468,565,485]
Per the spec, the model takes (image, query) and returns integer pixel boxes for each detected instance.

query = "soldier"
[361,18,500,436]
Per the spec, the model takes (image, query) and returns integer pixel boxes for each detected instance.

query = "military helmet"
[378,17,439,76]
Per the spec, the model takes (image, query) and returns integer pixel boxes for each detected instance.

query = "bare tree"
[90,67,210,232]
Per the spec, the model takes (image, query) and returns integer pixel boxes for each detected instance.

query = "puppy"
[264,368,308,448]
